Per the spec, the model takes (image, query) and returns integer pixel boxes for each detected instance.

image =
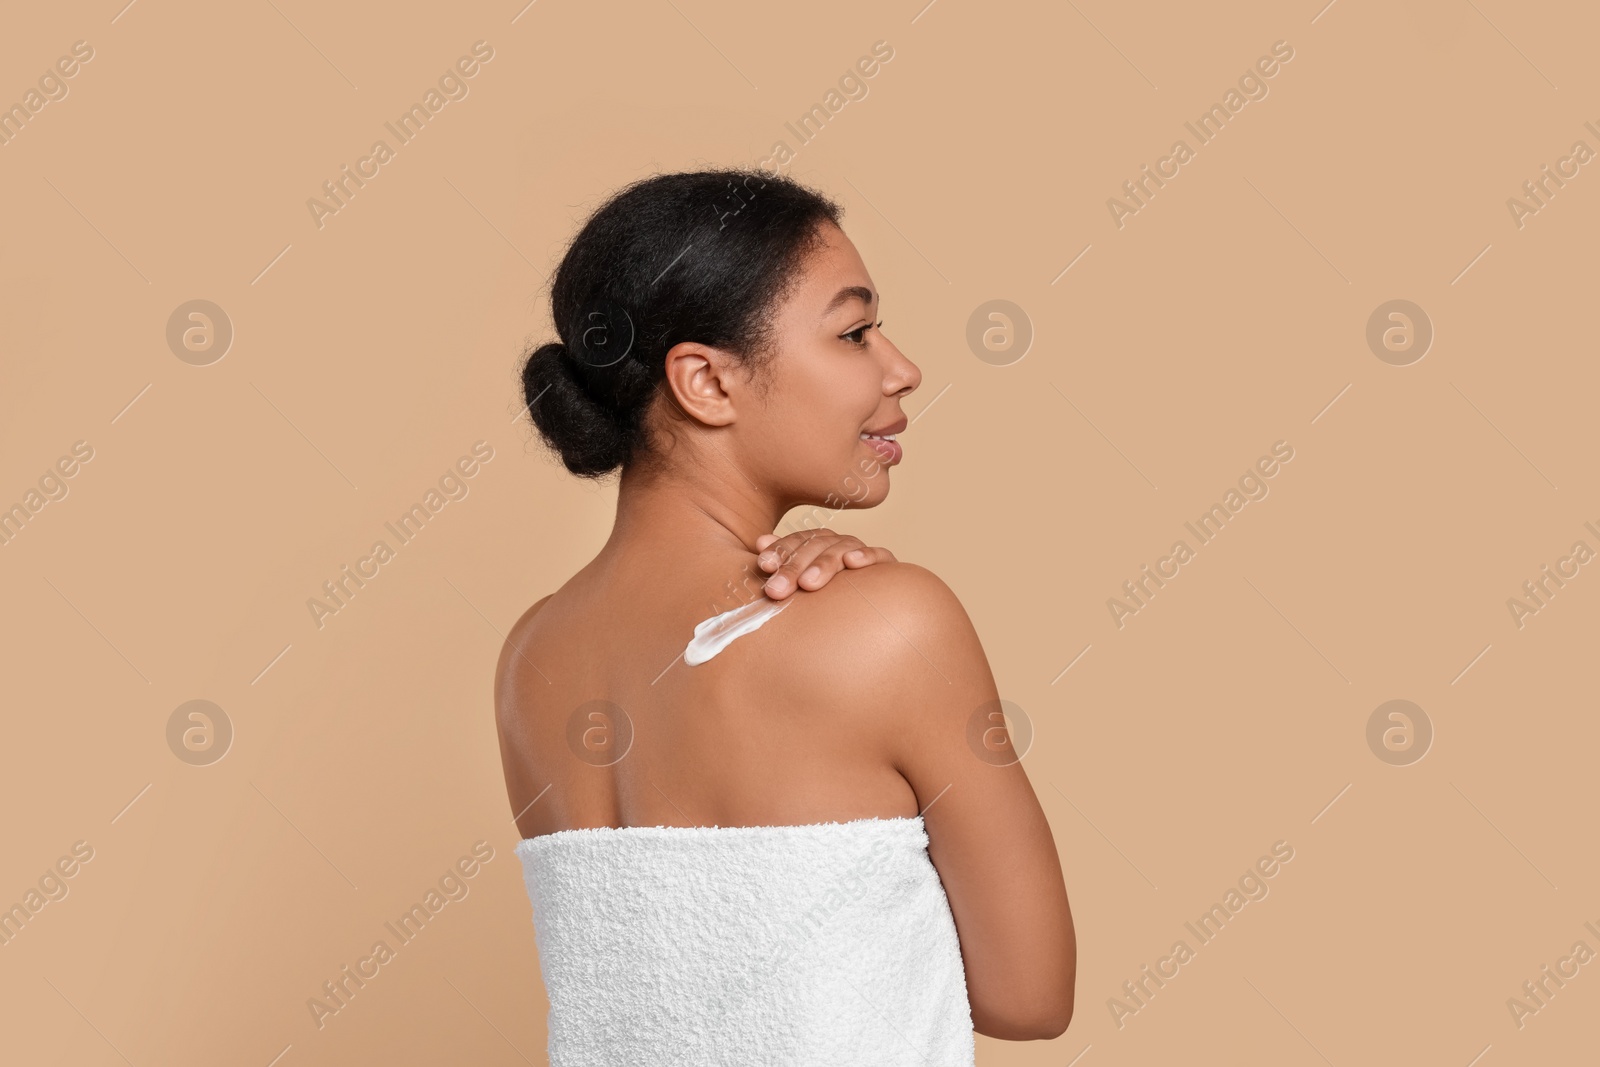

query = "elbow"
[1023,1000,1074,1041]
[972,993,1074,1042]
[1035,1002,1073,1040]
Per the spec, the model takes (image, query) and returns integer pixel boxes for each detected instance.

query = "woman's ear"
[662,340,740,429]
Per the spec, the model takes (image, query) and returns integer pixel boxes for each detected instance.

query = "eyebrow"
[820,285,875,319]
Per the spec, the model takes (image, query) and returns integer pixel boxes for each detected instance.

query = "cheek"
[765,405,853,469]
[753,348,880,479]
[778,353,870,428]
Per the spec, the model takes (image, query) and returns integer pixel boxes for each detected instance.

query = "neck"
[604,454,788,563]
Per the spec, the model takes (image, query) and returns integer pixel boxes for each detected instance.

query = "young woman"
[496,169,1074,1065]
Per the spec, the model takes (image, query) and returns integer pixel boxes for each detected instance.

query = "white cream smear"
[683,596,793,666]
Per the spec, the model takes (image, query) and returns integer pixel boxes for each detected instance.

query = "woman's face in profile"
[748,222,921,510]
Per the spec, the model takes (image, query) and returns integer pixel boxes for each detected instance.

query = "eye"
[842,320,883,347]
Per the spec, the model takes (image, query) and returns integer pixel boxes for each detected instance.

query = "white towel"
[515,815,975,1066]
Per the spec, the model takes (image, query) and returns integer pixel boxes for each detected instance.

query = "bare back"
[495,547,919,840]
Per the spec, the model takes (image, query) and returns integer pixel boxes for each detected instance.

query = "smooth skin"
[495,221,1075,1041]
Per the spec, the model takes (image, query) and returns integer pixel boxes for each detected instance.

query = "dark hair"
[520,169,843,479]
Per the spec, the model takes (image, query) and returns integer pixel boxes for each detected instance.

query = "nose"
[881,335,921,397]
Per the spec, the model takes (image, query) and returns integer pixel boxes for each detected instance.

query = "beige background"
[2,0,1596,1063]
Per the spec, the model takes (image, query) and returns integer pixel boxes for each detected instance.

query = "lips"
[859,416,907,466]
[859,433,902,465]
[862,417,908,437]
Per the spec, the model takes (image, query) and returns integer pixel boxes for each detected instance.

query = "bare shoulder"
[497,592,553,665]
[494,593,554,716]
[506,592,555,646]
[783,561,976,642]
[764,561,996,732]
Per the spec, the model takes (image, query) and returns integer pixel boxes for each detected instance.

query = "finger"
[842,546,898,567]
[761,530,850,597]
[755,533,781,570]
[799,545,897,593]
[793,537,875,590]
[757,528,822,572]
[759,529,834,573]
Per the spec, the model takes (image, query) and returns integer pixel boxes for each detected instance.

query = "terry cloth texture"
[514,814,975,1066]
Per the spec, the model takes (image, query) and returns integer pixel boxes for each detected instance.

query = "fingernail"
[768,575,789,593]
[845,550,865,563]
[801,566,822,586]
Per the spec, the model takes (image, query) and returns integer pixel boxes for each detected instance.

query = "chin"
[836,471,892,509]
[861,478,893,506]
[796,444,898,509]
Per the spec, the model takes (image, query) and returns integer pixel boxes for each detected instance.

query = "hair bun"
[522,340,629,477]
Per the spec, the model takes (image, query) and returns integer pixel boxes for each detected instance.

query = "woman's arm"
[829,562,1077,1040]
